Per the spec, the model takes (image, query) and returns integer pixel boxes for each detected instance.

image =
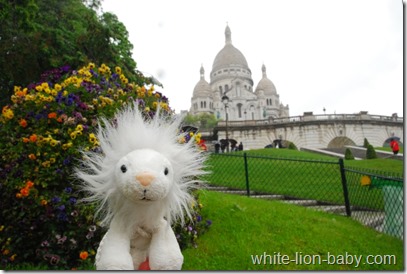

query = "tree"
[363,138,370,148]
[0,0,142,107]
[182,113,219,130]
[344,148,355,160]
[366,145,377,159]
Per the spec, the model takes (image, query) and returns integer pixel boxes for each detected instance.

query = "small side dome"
[193,66,212,97]
[255,64,277,95]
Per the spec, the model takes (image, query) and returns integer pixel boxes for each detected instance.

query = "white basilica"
[189,25,289,121]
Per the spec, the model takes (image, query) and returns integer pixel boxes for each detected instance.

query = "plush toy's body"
[75,105,207,270]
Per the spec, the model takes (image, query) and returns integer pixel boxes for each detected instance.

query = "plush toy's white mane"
[75,104,208,227]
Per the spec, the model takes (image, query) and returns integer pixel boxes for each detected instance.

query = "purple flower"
[64,187,72,194]
[69,197,77,205]
[57,213,67,222]
[63,157,71,166]
[206,220,212,226]
[51,196,61,203]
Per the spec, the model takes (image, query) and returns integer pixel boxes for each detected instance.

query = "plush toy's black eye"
[120,165,127,173]
[164,167,169,175]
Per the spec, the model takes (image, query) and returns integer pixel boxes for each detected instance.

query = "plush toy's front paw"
[96,254,134,270]
[149,256,183,270]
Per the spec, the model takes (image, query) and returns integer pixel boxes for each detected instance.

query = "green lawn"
[182,191,404,271]
[203,149,403,210]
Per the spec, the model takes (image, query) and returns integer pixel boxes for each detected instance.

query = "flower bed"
[0,63,208,269]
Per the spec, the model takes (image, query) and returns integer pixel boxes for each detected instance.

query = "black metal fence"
[204,152,404,239]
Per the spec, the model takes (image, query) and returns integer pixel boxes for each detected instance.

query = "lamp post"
[222,95,229,152]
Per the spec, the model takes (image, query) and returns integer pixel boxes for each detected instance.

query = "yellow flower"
[88,63,95,70]
[49,139,59,147]
[76,124,83,132]
[11,95,18,103]
[42,161,51,168]
[89,133,97,144]
[70,131,77,140]
[115,66,122,74]
[50,158,56,164]
[35,85,43,92]
[2,106,14,120]
[62,142,73,150]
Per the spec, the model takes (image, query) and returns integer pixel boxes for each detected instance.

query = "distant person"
[390,138,399,155]
[238,142,243,151]
[215,143,220,153]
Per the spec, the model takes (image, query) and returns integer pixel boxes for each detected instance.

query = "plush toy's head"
[115,148,174,203]
[75,104,207,227]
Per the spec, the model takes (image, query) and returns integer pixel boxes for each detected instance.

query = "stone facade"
[215,114,404,150]
[189,25,289,121]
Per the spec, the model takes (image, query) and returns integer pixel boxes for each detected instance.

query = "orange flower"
[29,134,37,143]
[26,181,34,188]
[19,119,27,128]
[40,199,48,206]
[20,187,30,197]
[79,251,88,260]
[10,254,17,261]
[16,193,22,198]
[22,137,30,143]
[48,112,57,119]
[28,154,36,160]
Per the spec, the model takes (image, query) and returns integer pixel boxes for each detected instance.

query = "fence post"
[243,152,250,197]
[338,158,351,217]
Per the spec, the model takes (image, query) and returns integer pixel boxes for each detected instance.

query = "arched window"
[236,82,241,97]
[237,103,243,118]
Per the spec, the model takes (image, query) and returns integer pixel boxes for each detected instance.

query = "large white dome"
[211,25,249,71]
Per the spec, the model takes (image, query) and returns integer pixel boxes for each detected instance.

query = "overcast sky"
[102,0,403,117]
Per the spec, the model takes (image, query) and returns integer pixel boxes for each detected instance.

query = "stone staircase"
[206,185,385,234]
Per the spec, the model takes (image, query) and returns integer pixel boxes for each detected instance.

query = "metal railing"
[204,153,404,239]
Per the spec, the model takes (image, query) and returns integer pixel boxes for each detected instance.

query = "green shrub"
[344,148,355,160]
[363,138,370,148]
[0,63,177,269]
[287,142,298,150]
[366,144,377,159]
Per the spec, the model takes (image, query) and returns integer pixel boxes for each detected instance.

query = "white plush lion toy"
[75,104,207,270]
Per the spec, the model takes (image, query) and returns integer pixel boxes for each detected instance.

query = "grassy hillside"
[182,191,404,271]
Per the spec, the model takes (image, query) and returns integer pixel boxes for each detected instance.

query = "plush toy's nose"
[136,172,155,187]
